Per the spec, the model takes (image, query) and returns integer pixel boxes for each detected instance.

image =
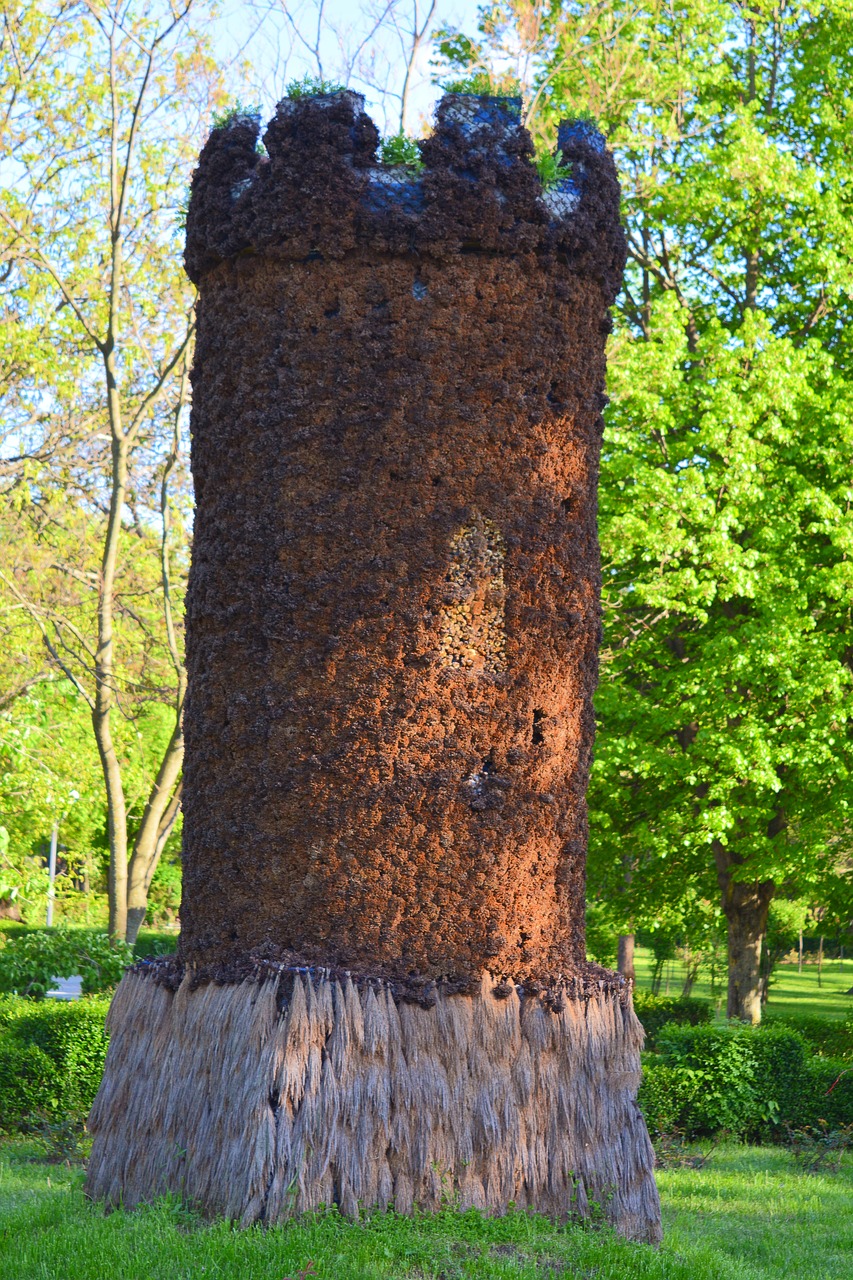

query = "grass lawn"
[1,1142,851,1279]
[632,947,853,1020]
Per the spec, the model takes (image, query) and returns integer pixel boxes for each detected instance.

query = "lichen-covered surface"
[178,91,626,991]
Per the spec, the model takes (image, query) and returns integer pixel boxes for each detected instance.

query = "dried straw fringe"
[86,970,661,1243]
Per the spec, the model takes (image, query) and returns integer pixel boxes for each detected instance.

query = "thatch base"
[86,969,661,1243]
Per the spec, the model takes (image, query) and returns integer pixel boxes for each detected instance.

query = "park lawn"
[0,1143,851,1279]
[632,948,853,1020]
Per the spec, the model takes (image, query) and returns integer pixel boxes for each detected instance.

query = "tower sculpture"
[87,91,661,1243]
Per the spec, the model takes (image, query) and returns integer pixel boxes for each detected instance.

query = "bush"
[632,991,713,1049]
[749,1025,811,1130]
[634,1062,698,1137]
[655,1023,765,1134]
[638,1020,851,1140]
[0,927,132,997]
[764,1012,853,1061]
[132,929,178,961]
[0,1040,56,1129]
[0,995,110,1130]
[801,1056,853,1131]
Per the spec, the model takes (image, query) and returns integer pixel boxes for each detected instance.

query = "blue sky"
[210,0,483,135]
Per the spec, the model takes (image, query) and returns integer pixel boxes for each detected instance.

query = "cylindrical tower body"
[179,93,621,994]
[87,94,661,1243]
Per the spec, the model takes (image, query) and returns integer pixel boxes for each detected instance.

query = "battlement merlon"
[184,91,626,298]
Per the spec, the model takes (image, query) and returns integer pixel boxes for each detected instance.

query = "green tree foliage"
[0,683,102,921]
[0,928,132,999]
[438,0,853,1019]
[0,1,226,940]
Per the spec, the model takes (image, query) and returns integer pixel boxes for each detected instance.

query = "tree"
[438,0,853,1019]
[0,1,224,940]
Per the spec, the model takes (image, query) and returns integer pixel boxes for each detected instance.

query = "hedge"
[0,982,850,1143]
[631,991,713,1049]
[0,995,110,1132]
[763,1012,853,1061]
[132,929,178,960]
[638,1020,853,1139]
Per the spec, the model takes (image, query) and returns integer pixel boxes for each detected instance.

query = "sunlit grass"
[632,948,853,1021]
[1,1142,851,1279]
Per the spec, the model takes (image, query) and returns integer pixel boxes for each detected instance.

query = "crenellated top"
[184,91,625,302]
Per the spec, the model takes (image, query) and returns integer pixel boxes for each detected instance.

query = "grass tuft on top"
[285,74,348,99]
[379,134,424,171]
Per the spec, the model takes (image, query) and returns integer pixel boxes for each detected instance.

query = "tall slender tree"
[0,0,225,940]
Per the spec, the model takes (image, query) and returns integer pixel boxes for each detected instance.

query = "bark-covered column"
[87,92,661,1243]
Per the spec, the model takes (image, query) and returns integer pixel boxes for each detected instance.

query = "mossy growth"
[211,99,261,130]
[441,72,522,98]
[379,133,424,171]
[285,74,347,99]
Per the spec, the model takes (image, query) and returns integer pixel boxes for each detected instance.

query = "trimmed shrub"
[634,1062,697,1136]
[638,1021,821,1139]
[764,1012,853,1061]
[0,996,110,1130]
[632,991,713,1049]
[0,1040,56,1129]
[132,929,178,960]
[749,1025,811,1130]
[655,1023,764,1134]
[800,1056,853,1131]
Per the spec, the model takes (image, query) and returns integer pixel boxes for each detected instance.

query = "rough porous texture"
[87,93,661,1243]
[87,969,660,1242]
[179,92,625,990]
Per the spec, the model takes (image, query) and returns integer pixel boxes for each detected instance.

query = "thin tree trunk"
[617,933,635,985]
[397,0,437,135]
[125,357,189,944]
[95,431,131,940]
[818,935,824,987]
[681,947,702,998]
[745,247,759,310]
[714,843,774,1023]
[126,772,183,945]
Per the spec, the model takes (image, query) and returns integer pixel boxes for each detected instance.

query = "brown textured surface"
[179,92,626,988]
[87,969,662,1242]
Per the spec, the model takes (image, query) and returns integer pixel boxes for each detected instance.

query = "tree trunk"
[714,843,774,1023]
[95,426,131,941]
[617,933,635,984]
[681,948,702,998]
[126,777,183,945]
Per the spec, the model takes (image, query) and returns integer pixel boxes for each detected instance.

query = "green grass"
[1,1142,851,1278]
[632,947,853,1020]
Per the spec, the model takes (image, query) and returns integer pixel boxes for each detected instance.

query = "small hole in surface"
[561,497,572,515]
[532,710,545,746]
